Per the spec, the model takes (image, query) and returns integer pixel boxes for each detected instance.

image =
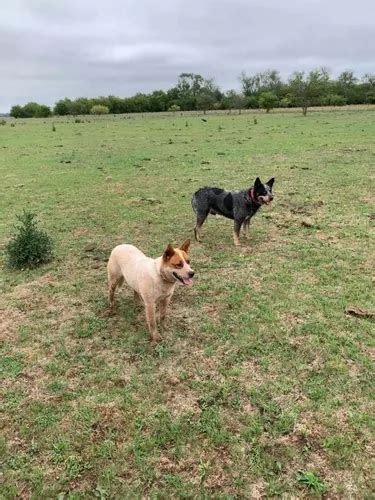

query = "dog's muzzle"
[259,195,273,205]
[173,271,194,286]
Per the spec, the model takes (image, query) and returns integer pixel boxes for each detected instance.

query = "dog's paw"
[106,306,116,317]
[150,334,163,344]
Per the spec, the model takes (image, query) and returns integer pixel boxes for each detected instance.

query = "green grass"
[1,109,374,497]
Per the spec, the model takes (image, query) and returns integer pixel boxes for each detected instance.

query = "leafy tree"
[259,91,278,112]
[148,90,168,112]
[288,69,330,115]
[335,71,358,104]
[240,69,282,97]
[222,90,246,110]
[21,102,40,118]
[172,73,220,110]
[362,73,375,103]
[54,98,72,115]
[279,97,291,108]
[245,95,259,109]
[36,105,52,117]
[10,105,23,118]
[322,94,346,106]
[196,92,216,114]
[10,102,51,118]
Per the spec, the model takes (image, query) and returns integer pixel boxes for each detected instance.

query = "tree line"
[10,69,375,118]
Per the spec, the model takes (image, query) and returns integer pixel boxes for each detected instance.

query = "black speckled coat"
[191,177,274,244]
[192,187,260,222]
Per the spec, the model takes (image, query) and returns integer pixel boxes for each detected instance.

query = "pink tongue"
[182,278,193,286]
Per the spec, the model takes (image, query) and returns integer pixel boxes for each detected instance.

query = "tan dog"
[107,240,194,342]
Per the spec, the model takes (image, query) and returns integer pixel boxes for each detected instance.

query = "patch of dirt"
[166,388,200,417]
[250,480,266,499]
[290,200,324,215]
[90,403,124,442]
[0,306,27,339]
[72,227,91,236]
[12,272,57,300]
[281,312,305,327]
[238,359,264,389]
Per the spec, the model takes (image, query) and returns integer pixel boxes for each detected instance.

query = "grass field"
[1,109,374,498]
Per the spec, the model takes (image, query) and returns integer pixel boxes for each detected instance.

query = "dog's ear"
[163,244,175,261]
[180,239,190,253]
[254,177,262,189]
[267,177,275,189]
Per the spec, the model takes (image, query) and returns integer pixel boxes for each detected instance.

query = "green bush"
[322,94,347,106]
[168,104,181,113]
[5,211,53,269]
[246,96,259,109]
[10,102,51,118]
[279,97,291,108]
[259,91,278,113]
[90,105,109,115]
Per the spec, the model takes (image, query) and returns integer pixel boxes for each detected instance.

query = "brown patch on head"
[180,250,190,263]
[163,244,190,267]
[163,244,175,262]
[169,249,185,268]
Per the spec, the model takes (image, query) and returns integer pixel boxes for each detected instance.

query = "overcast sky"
[1,0,374,112]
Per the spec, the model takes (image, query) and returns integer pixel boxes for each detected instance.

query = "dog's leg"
[194,211,209,242]
[194,225,202,242]
[233,220,242,246]
[145,302,161,343]
[134,291,143,309]
[242,219,250,238]
[160,295,172,332]
[108,276,124,309]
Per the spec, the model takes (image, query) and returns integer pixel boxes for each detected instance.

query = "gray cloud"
[1,0,374,111]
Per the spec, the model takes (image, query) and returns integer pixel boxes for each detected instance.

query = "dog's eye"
[175,262,183,268]
[185,259,190,264]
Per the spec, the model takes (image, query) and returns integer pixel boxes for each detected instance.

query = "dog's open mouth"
[173,272,193,286]
[259,197,272,205]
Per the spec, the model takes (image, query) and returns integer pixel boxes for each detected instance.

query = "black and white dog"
[192,177,275,246]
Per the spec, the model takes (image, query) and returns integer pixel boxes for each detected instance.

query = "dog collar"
[249,189,260,206]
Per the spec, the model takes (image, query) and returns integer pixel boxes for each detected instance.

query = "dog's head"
[162,240,194,286]
[252,177,275,205]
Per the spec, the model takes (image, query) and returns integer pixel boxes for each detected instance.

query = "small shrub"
[259,91,279,113]
[74,118,83,123]
[52,123,56,132]
[168,104,181,113]
[90,105,109,115]
[296,471,326,494]
[0,119,6,126]
[5,211,53,269]
[11,123,15,127]
[254,118,258,125]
